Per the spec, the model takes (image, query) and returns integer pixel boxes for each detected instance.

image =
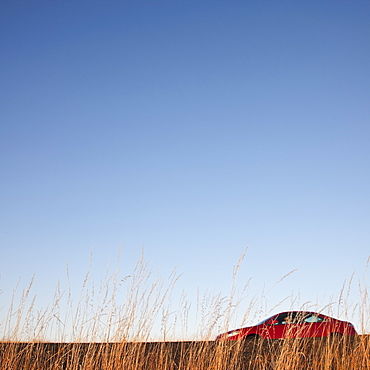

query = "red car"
[216,311,357,341]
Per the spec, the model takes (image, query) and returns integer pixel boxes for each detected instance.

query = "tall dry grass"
[1,251,369,369]
[1,335,369,369]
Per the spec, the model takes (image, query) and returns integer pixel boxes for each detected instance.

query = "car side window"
[304,315,324,323]
[275,313,294,324]
[276,314,287,324]
[290,313,306,324]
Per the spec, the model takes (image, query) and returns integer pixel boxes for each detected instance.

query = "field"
[1,254,369,369]
[1,336,370,369]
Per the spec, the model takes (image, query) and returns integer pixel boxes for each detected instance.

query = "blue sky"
[1,1,370,339]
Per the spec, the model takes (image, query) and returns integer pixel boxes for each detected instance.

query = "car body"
[215,311,357,341]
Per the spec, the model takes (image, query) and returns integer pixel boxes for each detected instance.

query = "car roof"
[277,310,324,315]
[271,311,336,320]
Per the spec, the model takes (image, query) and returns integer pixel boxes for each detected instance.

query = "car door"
[282,312,303,338]
[296,313,326,337]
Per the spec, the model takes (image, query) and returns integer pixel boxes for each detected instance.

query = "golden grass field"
[1,336,370,369]
[1,253,369,369]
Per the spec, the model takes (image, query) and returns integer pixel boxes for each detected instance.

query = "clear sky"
[1,1,370,340]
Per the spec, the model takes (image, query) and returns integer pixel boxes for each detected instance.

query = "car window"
[304,315,324,323]
[275,313,295,324]
[266,312,326,325]
[275,312,312,324]
[293,312,310,324]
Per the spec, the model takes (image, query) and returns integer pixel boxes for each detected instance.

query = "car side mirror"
[271,320,279,325]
